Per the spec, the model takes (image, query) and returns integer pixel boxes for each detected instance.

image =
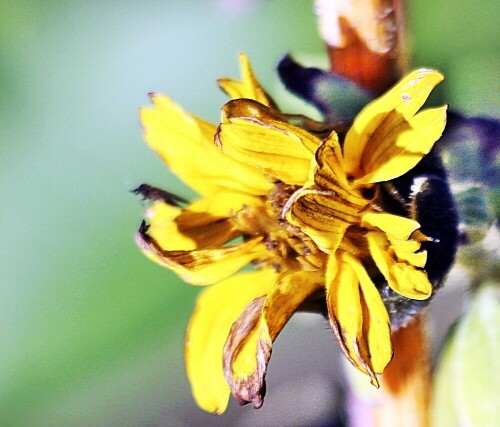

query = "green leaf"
[431,284,500,427]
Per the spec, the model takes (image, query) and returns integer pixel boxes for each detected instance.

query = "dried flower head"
[135,54,454,414]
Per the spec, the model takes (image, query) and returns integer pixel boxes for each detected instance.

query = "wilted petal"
[343,69,444,177]
[218,53,275,108]
[185,269,278,414]
[283,187,353,253]
[136,227,268,285]
[223,296,266,408]
[366,231,433,300]
[140,94,271,196]
[223,271,324,408]
[217,99,319,185]
[356,106,448,184]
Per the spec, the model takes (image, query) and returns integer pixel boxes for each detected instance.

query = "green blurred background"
[0,0,497,425]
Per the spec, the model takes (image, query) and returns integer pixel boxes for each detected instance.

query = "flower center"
[233,182,327,274]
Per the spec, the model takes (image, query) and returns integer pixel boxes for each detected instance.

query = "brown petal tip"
[223,296,271,409]
[135,221,152,251]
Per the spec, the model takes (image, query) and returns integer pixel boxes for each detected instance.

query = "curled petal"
[223,296,267,408]
[137,227,268,285]
[185,269,278,414]
[313,132,348,186]
[284,187,357,253]
[217,99,320,185]
[343,69,444,177]
[217,53,276,108]
[223,271,324,408]
[366,232,433,300]
[140,94,271,196]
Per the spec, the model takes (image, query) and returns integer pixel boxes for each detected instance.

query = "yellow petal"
[343,69,444,177]
[313,132,346,184]
[284,187,357,252]
[137,228,268,285]
[144,202,196,250]
[223,271,323,408]
[356,106,448,184]
[217,99,319,185]
[390,263,433,300]
[140,94,271,196]
[343,253,393,374]
[386,237,421,253]
[390,238,427,268]
[362,212,421,240]
[326,253,368,374]
[366,232,391,280]
[219,98,320,154]
[145,192,262,250]
[366,232,433,300]
[187,191,262,217]
[185,268,278,414]
[217,53,275,107]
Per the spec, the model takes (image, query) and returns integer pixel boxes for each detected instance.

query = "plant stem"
[377,317,430,427]
[314,0,406,95]
[346,317,430,427]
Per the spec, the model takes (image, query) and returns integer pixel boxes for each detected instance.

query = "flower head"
[136,54,450,414]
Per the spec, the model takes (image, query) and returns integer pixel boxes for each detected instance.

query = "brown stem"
[315,0,406,95]
[346,316,430,427]
[376,316,430,427]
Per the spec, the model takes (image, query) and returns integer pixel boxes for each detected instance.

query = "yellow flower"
[136,54,447,414]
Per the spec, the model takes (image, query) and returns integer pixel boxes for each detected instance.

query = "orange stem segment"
[315,0,406,95]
